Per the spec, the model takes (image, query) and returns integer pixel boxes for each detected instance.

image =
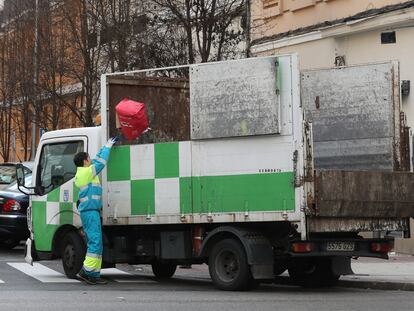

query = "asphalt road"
[1,245,414,311]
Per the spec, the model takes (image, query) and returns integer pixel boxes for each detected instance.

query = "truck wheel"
[288,258,339,287]
[61,231,86,279]
[208,238,252,291]
[151,262,177,279]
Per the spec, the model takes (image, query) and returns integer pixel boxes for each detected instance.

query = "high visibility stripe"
[95,157,107,165]
[86,252,102,259]
[79,186,88,191]
[83,255,102,272]
[92,195,101,200]
[79,197,88,203]
[92,165,97,176]
[91,183,102,188]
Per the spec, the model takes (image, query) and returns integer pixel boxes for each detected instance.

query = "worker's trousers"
[80,209,103,278]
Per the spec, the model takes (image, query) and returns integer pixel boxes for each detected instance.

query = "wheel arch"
[200,226,274,267]
[52,224,82,258]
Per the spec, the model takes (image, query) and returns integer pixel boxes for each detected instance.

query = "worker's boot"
[77,269,97,285]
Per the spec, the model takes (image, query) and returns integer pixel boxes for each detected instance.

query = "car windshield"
[0,166,17,184]
[6,174,32,191]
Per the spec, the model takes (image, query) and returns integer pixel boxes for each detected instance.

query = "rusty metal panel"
[308,217,408,233]
[107,76,190,144]
[302,63,395,171]
[190,57,280,140]
[314,170,414,218]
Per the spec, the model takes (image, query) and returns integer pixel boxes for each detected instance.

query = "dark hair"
[73,152,89,167]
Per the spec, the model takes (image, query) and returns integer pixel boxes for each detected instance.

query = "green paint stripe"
[155,143,179,179]
[32,201,56,252]
[191,172,295,214]
[107,146,131,181]
[47,188,60,202]
[60,203,74,225]
[131,179,155,215]
[179,177,192,214]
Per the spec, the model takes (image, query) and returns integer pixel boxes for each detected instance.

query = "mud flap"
[331,257,353,276]
[24,238,33,266]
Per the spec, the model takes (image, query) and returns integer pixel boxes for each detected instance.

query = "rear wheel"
[0,238,21,249]
[61,231,86,279]
[288,258,340,287]
[208,238,253,291]
[151,262,177,279]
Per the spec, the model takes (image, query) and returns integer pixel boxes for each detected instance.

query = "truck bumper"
[289,238,393,259]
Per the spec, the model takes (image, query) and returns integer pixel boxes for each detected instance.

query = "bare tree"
[149,0,246,64]
[54,0,109,127]
[0,33,15,162]
[0,0,36,161]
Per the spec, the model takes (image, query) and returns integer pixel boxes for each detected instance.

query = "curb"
[337,280,414,291]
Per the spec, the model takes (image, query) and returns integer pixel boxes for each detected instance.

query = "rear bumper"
[288,238,393,259]
[0,214,29,239]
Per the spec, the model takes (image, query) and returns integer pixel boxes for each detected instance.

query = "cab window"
[38,141,84,195]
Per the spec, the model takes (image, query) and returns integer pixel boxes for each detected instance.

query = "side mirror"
[16,164,26,187]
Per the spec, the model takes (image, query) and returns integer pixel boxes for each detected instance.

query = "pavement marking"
[101,268,157,283]
[7,263,80,283]
[0,279,4,284]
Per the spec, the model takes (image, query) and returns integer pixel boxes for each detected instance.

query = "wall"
[251,0,409,41]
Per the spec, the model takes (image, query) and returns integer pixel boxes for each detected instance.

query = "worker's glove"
[105,136,119,148]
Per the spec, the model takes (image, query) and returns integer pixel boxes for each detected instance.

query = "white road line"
[0,279,4,284]
[7,263,80,283]
[101,268,156,283]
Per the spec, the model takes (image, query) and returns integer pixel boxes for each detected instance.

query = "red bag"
[115,99,149,141]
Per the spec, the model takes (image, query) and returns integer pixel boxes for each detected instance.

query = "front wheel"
[208,238,253,291]
[61,231,86,279]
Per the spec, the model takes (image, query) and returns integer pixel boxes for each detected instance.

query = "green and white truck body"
[21,54,414,290]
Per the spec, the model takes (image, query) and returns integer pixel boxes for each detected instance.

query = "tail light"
[2,199,21,212]
[371,242,393,253]
[291,242,314,253]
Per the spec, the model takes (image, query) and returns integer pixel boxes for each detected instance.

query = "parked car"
[0,163,33,249]
[0,162,32,190]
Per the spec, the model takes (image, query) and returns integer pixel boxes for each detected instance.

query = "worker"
[73,136,118,285]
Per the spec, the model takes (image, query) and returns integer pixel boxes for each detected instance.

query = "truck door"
[301,62,414,231]
[31,137,86,252]
[301,61,408,171]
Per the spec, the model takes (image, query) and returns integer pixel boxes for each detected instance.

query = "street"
[0,246,413,311]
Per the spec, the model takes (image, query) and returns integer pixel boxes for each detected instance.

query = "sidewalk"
[338,254,414,291]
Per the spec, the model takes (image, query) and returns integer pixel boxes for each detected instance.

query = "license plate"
[326,242,355,251]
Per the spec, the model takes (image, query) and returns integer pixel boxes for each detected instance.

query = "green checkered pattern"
[107,141,295,217]
[32,182,81,252]
[107,142,192,216]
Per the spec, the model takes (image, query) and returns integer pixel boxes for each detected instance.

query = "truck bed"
[308,170,414,232]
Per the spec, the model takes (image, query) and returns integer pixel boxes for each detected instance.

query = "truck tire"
[61,231,86,279]
[208,238,253,291]
[151,262,177,279]
[288,258,340,287]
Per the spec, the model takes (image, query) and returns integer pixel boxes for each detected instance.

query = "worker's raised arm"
[91,137,118,177]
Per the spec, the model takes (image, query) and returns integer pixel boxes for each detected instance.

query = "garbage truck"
[16,54,414,290]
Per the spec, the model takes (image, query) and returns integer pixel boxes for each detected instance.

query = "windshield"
[6,174,33,191]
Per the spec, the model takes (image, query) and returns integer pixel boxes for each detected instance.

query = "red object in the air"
[115,98,149,141]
